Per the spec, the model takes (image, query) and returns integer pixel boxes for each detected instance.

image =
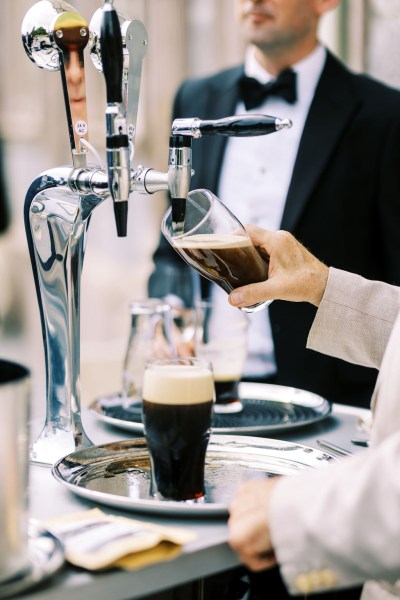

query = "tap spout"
[100,0,130,236]
[168,135,192,235]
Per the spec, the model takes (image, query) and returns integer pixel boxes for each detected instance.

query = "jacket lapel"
[281,53,362,231]
[193,67,243,193]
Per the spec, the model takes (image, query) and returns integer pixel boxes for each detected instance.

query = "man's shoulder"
[326,51,400,105]
[178,65,243,96]
[351,70,400,103]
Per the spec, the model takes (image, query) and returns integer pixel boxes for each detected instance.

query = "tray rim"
[51,434,336,518]
[89,382,331,435]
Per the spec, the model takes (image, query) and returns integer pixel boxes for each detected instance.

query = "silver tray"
[0,521,64,599]
[52,435,336,517]
[89,382,331,435]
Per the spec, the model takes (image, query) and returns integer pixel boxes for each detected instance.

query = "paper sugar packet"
[43,508,197,571]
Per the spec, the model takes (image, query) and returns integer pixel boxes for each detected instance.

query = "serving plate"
[52,435,336,517]
[0,521,64,599]
[89,382,331,435]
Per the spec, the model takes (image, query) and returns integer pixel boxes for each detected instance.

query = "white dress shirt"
[213,44,327,377]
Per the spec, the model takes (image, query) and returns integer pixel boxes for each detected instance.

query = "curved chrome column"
[24,167,106,466]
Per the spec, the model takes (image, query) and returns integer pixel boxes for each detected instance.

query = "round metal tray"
[52,435,336,517]
[89,382,331,435]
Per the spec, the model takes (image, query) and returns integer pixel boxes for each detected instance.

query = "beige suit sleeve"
[269,432,400,595]
[307,268,400,369]
[268,269,400,595]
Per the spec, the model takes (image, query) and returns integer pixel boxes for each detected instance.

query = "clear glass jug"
[122,299,174,401]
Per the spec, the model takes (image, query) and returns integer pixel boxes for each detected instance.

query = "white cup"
[0,359,30,584]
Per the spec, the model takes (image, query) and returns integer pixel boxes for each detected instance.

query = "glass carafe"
[122,299,174,402]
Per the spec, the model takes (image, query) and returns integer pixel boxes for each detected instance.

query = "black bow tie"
[238,69,297,110]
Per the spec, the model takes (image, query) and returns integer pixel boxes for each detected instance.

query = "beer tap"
[21,0,291,466]
[99,0,130,237]
[52,10,90,166]
[168,135,192,235]
[133,114,291,234]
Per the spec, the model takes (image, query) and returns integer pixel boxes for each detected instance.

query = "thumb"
[229,280,275,309]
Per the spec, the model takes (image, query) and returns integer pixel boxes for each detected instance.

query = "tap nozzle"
[168,135,192,235]
[105,106,130,237]
[100,0,130,237]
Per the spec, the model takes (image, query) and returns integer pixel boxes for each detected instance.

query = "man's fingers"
[235,552,277,571]
[229,521,277,571]
[244,224,274,249]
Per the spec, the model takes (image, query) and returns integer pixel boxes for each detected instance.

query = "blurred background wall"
[0,0,399,413]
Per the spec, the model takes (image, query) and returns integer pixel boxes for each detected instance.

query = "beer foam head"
[142,364,215,405]
[172,233,250,250]
[196,349,245,381]
[212,367,242,382]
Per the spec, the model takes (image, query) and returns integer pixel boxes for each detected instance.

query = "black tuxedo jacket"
[151,51,400,407]
[0,140,9,233]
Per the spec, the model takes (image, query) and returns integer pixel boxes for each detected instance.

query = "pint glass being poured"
[142,358,214,502]
[161,189,270,313]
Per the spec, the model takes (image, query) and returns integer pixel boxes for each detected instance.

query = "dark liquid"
[214,379,240,405]
[142,399,213,501]
[174,240,269,293]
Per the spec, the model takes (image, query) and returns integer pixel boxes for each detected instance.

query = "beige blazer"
[268,267,400,599]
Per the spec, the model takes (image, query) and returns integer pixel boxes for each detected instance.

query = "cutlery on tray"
[316,439,353,457]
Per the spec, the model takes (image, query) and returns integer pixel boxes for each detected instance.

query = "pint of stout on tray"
[142,358,214,502]
[161,189,271,313]
[195,298,248,413]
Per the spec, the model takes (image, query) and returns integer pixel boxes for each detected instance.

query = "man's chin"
[242,20,274,39]
[244,30,274,48]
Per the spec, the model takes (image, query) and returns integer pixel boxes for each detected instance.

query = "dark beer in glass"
[172,233,268,294]
[162,189,271,313]
[142,358,214,502]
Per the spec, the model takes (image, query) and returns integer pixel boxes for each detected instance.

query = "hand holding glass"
[162,189,271,312]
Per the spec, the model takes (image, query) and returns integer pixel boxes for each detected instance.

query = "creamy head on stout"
[172,233,251,253]
[142,364,214,405]
[173,232,247,247]
[213,368,241,383]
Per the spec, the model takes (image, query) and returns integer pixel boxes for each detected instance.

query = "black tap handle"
[100,3,123,104]
[172,114,292,138]
[200,115,290,136]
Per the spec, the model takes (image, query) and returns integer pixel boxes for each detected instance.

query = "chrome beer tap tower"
[21,0,292,466]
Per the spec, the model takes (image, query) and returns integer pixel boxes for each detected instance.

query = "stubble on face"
[235,0,319,67]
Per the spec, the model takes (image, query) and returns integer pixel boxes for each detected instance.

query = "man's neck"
[253,39,320,76]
